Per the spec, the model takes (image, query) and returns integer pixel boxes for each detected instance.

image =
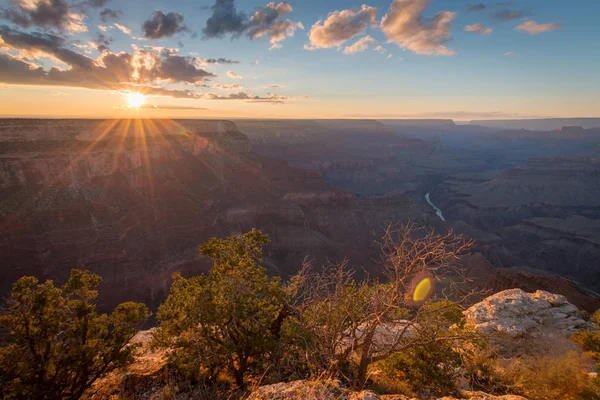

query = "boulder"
[465,289,589,338]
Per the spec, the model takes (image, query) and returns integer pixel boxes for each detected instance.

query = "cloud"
[386,54,393,59]
[0,26,216,91]
[140,104,208,110]
[269,42,281,50]
[247,2,302,45]
[213,83,243,90]
[202,1,301,49]
[99,8,121,23]
[262,84,285,88]
[204,57,239,64]
[200,91,289,103]
[113,23,131,35]
[93,32,113,52]
[142,10,188,39]
[516,20,560,35]
[466,3,486,12]
[343,35,376,55]
[504,51,514,56]
[465,23,492,35]
[373,45,386,53]
[381,0,456,56]
[1,0,87,32]
[491,8,530,22]
[86,0,110,8]
[305,5,378,50]
[203,0,247,38]
[227,70,243,79]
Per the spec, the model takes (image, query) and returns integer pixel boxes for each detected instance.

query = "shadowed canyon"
[1,118,600,311]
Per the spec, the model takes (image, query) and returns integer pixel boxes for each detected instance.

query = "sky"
[0,0,598,120]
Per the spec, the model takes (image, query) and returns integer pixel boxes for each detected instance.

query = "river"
[425,192,446,222]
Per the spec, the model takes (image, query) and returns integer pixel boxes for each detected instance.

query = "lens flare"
[407,272,434,306]
[413,277,432,302]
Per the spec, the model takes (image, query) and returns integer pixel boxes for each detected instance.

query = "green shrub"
[0,270,149,400]
[154,229,288,387]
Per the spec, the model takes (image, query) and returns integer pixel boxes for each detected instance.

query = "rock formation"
[465,289,589,338]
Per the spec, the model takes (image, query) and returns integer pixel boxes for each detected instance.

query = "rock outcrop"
[247,380,527,400]
[465,289,589,338]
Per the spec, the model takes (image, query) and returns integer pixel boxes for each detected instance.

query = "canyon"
[1,118,599,311]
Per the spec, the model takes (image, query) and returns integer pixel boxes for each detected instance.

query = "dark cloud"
[246,2,301,45]
[0,0,87,32]
[491,8,531,21]
[204,57,239,64]
[156,54,214,84]
[0,25,93,68]
[0,26,302,103]
[466,3,486,12]
[203,0,247,38]
[86,0,110,7]
[0,26,214,91]
[202,1,301,48]
[99,8,122,23]
[93,33,113,53]
[142,10,188,39]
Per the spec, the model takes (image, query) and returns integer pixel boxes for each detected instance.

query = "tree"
[154,229,288,387]
[292,222,478,388]
[0,270,149,400]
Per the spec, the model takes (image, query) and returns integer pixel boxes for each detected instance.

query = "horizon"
[1,0,599,119]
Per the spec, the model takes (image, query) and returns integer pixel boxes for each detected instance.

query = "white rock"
[465,289,590,338]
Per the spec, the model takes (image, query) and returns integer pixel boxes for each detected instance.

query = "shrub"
[0,270,149,400]
[468,350,594,400]
[154,229,288,387]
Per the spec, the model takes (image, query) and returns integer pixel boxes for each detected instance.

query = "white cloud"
[465,23,492,35]
[227,71,244,79]
[381,0,456,56]
[516,20,560,35]
[343,35,377,55]
[305,5,379,50]
[114,23,132,35]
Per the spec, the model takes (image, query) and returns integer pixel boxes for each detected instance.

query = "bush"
[154,229,288,387]
[373,301,476,397]
[467,350,594,400]
[0,270,149,400]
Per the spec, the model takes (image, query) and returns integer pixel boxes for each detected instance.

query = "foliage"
[572,310,600,357]
[375,301,471,397]
[154,229,288,387]
[465,348,595,400]
[291,222,476,388]
[0,270,149,400]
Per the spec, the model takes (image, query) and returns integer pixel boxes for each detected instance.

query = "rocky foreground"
[92,289,596,399]
[248,380,527,400]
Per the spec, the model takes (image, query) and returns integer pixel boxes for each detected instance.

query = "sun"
[127,92,145,108]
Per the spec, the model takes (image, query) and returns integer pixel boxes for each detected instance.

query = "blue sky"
[0,0,598,119]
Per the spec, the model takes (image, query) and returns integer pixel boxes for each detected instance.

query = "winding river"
[425,192,446,222]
